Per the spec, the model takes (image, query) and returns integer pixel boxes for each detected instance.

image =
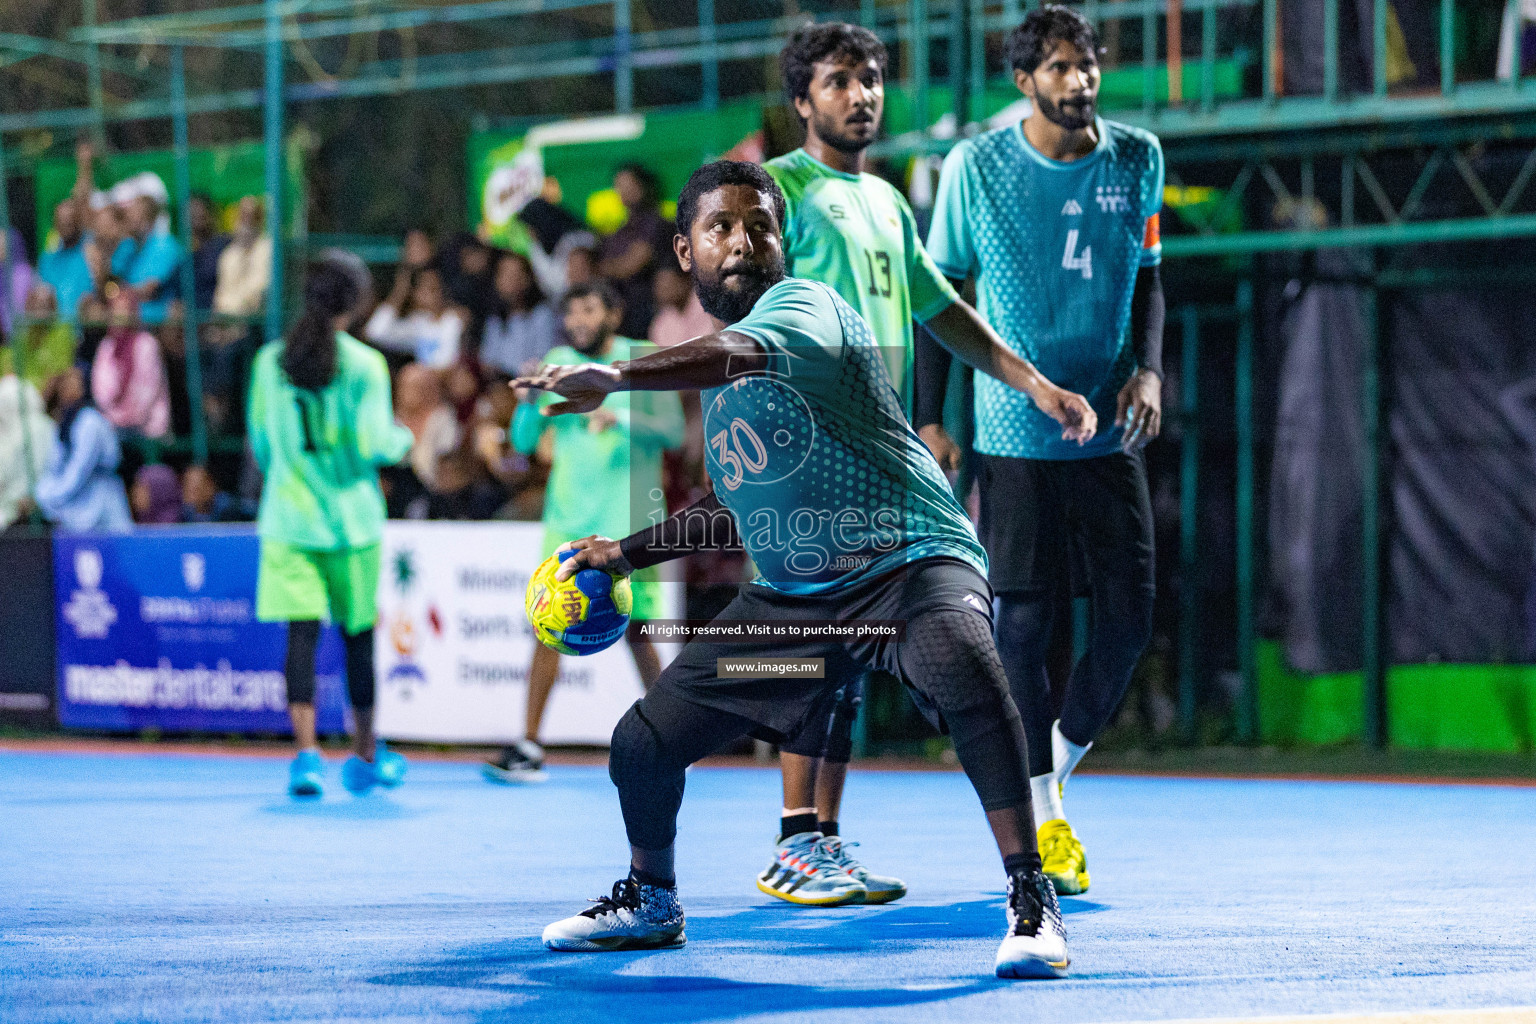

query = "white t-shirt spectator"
[213,234,272,316]
[365,303,465,369]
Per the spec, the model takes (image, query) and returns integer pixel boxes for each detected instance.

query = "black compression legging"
[995,580,1154,777]
[778,676,863,763]
[609,608,1034,851]
[284,620,378,709]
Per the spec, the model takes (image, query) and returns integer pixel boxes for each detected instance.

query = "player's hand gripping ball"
[525,547,632,655]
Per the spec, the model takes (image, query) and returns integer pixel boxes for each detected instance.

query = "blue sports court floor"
[2,748,1534,1024]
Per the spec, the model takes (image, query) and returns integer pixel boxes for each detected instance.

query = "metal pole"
[614,0,633,113]
[1235,279,1257,742]
[861,0,877,30]
[953,0,971,128]
[1373,0,1388,96]
[1178,305,1201,742]
[912,0,930,134]
[1440,0,1454,96]
[0,131,41,509]
[1201,0,1216,112]
[1167,0,1183,106]
[969,0,987,124]
[171,45,207,466]
[1264,0,1278,101]
[82,0,108,146]
[1324,0,1339,102]
[698,0,717,110]
[264,0,286,349]
[1143,4,1156,114]
[1362,268,1386,746]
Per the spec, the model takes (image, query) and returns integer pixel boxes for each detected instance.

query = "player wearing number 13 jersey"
[249,260,415,799]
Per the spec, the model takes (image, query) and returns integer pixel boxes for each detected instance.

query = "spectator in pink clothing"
[647,264,713,348]
[91,285,170,439]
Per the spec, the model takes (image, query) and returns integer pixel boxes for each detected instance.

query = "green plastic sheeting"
[1257,640,1536,753]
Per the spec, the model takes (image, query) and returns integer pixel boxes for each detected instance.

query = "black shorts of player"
[654,556,994,743]
[974,449,1155,597]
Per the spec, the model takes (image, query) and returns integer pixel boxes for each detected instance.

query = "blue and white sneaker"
[288,749,324,798]
[756,831,866,906]
[543,877,686,951]
[341,754,378,795]
[995,868,1070,979]
[817,835,907,904]
[375,742,407,788]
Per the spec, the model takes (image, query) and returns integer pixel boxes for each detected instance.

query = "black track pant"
[284,620,378,709]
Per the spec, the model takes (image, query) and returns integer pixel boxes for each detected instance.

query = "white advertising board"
[374,521,679,745]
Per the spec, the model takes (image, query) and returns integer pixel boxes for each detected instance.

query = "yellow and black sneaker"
[1037,818,1090,896]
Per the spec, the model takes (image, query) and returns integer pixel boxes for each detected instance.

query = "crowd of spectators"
[1,157,719,550]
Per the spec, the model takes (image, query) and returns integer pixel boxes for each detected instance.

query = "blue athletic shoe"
[341,754,378,795]
[375,743,407,788]
[288,750,324,798]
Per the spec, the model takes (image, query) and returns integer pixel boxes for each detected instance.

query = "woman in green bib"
[249,261,415,797]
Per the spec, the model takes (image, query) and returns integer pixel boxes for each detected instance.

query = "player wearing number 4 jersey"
[919,5,1168,896]
[249,260,416,799]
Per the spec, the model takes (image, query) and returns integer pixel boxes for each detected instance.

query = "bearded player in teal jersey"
[755,21,1089,908]
[921,5,1167,897]
[526,160,1093,978]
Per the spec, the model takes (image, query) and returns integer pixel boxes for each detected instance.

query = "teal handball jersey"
[706,278,986,595]
[927,117,1164,460]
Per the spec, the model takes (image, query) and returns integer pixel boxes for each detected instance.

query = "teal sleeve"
[357,351,414,466]
[926,143,976,280]
[1140,137,1165,268]
[511,400,548,455]
[727,279,844,371]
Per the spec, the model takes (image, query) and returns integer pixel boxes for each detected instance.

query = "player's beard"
[693,252,787,325]
[571,328,611,355]
[809,106,877,155]
[1034,90,1096,131]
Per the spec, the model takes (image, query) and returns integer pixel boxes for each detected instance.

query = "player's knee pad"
[343,627,376,709]
[608,701,686,851]
[284,620,321,705]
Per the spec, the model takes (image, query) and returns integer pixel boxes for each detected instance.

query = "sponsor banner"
[375,521,679,745]
[53,528,348,734]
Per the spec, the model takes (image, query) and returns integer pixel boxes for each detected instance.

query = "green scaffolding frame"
[4,0,1536,746]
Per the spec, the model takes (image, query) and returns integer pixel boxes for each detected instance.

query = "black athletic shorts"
[974,450,1155,596]
[654,556,994,743]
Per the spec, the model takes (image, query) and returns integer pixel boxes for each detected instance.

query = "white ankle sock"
[1031,773,1064,827]
[1051,720,1091,794]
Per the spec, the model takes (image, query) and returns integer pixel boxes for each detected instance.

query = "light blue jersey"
[927,117,1164,460]
[707,278,986,594]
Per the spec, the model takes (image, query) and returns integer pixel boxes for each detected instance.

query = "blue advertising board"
[54,527,348,734]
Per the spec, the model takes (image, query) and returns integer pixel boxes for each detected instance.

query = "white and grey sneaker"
[543,877,686,951]
[756,831,866,906]
[995,868,1070,979]
[482,739,548,785]
[817,835,907,904]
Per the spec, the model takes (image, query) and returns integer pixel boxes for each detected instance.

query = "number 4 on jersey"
[1062,229,1093,280]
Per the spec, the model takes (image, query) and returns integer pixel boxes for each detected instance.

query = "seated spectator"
[181,463,255,523]
[648,264,713,348]
[438,232,496,324]
[0,372,56,531]
[445,360,482,424]
[86,202,131,282]
[395,362,459,491]
[34,365,132,533]
[1,227,35,337]
[426,448,508,520]
[188,193,229,313]
[518,177,598,298]
[0,284,77,391]
[480,251,557,377]
[366,266,466,369]
[38,199,94,326]
[117,193,184,325]
[91,286,170,439]
[130,463,182,525]
[212,196,271,318]
[599,163,674,338]
[565,245,598,289]
[401,227,435,273]
[470,379,543,519]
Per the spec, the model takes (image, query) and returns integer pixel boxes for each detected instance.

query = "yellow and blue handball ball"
[525,547,632,656]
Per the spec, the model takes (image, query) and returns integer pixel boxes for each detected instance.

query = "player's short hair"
[560,279,623,314]
[1005,5,1102,75]
[780,22,888,107]
[674,160,787,240]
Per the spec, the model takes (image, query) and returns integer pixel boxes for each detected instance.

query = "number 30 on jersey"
[1062,229,1093,280]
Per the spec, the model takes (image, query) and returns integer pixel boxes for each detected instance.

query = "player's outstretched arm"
[552,490,741,581]
[923,300,1098,445]
[512,332,770,415]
